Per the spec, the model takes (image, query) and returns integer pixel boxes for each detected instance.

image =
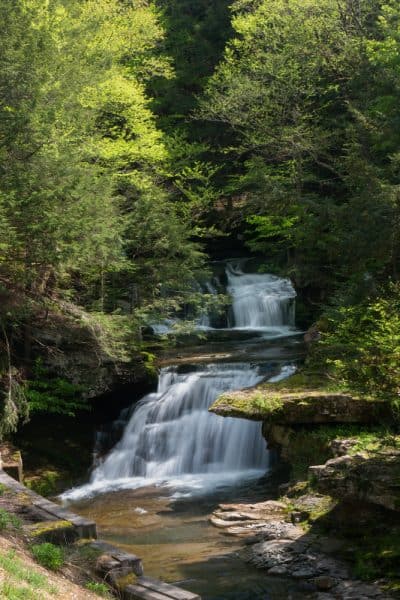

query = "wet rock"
[267,565,288,575]
[259,521,304,541]
[304,324,321,344]
[290,510,310,524]
[251,538,295,568]
[314,575,335,590]
[210,496,394,598]
[297,581,318,593]
[292,567,318,579]
[95,554,120,575]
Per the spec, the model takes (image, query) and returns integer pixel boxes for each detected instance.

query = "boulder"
[309,452,400,512]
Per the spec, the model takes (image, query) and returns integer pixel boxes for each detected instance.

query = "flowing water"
[64,259,306,599]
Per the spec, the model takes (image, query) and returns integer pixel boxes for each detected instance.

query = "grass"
[0,509,22,531]
[85,581,112,597]
[0,549,57,598]
[31,543,64,570]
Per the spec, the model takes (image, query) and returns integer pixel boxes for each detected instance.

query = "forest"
[2,0,400,428]
[1,1,400,599]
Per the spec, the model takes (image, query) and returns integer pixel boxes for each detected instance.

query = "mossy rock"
[210,371,392,425]
[28,519,77,544]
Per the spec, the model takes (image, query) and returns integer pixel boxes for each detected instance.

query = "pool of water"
[70,478,313,600]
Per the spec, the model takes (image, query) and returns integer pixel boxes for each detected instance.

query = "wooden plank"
[124,583,169,600]
[138,576,201,600]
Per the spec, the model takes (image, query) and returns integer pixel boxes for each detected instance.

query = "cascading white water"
[91,364,267,484]
[62,262,297,502]
[226,261,296,329]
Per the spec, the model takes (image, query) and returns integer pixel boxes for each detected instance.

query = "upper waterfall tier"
[226,261,296,330]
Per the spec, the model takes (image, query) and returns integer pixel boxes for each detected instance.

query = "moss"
[253,394,284,413]
[25,470,62,497]
[348,431,400,455]
[113,572,135,590]
[210,369,386,422]
[352,530,400,582]
[30,520,74,537]
[29,520,76,544]
[307,496,336,524]
[284,481,310,498]
[278,425,399,481]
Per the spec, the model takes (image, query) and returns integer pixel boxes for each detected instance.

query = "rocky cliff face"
[210,373,392,424]
[30,304,147,399]
[209,371,400,594]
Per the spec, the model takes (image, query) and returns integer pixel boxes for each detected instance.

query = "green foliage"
[25,471,61,498]
[311,285,400,406]
[85,581,112,597]
[26,360,87,417]
[31,543,64,571]
[200,0,400,297]
[286,425,397,480]
[0,0,206,432]
[141,351,158,379]
[0,509,21,531]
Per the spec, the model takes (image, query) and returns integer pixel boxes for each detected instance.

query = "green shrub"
[26,471,61,497]
[0,509,21,530]
[85,581,111,597]
[26,358,87,417]
[31,543,64,570]
[310,285,400,409]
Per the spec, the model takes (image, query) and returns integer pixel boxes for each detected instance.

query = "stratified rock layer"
[310,451,400,512]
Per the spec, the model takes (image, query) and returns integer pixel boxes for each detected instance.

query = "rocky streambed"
[211,496,395,599]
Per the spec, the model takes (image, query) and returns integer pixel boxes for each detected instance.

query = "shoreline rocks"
[210,497,394,599]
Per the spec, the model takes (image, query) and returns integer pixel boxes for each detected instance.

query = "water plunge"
[64,261,297,501]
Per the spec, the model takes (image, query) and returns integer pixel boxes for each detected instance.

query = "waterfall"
[62,262,297,501]
[91,364,268,486]
[226,261,296,329]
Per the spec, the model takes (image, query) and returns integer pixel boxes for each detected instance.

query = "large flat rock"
[210,373,392,424]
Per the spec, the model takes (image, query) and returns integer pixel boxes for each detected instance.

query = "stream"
[63,259,307,599]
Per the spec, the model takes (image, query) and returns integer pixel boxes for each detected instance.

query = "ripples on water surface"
[70,480,312,600]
